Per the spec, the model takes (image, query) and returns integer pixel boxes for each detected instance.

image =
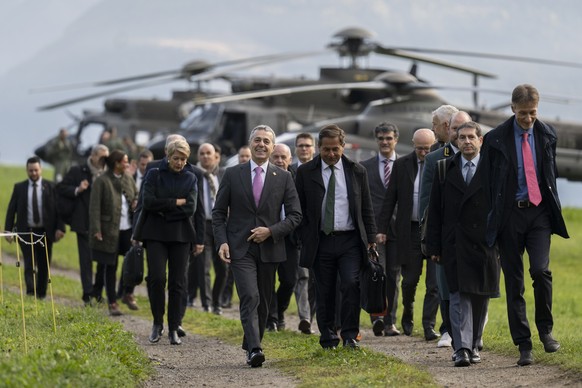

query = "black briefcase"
[360,247,387,314]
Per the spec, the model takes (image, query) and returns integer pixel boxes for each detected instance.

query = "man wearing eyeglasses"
[360,122,401,337]
[377,128,440,341]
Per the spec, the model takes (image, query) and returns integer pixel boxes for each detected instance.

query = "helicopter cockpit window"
[77,122,107,157]
[180,104,223,133]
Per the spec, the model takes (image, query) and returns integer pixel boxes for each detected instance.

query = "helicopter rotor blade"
[30,51,324,94]
[35,51,326,110]
[390,47,582,69]
[192,81,388,105]
[429,85,582,105]
[36,77,182,111]
[372,44,496,79]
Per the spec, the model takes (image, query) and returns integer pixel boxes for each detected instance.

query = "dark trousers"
[498,203,553,351]
[188,224,212,308]
[146,240,190,331]
[231,243,277,352]
[94,261,118,303]
[401,222,440,331]
[19,228,53,298]
[221,268,235,307]
[370,239,401,327]
[207,221,229,309]
[76,232,93,299]
[268,237,299,326]
[313,231,362,348]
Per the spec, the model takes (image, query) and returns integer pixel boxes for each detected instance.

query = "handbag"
[360,246,387,314]
[122,245,144,287]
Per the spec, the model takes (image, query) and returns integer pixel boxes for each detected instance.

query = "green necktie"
[323,165,335,235]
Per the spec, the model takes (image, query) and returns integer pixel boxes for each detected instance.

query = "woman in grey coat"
[89,149,138,315]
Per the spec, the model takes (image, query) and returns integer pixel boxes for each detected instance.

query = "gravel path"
[5,255,582,387]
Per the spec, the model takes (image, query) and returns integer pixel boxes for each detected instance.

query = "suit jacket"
[212,161,302,263]
[4,178,65,243]
[425,153,499,296]
[378,150,419,265]
[295,155,376,268]
[483,116,569,245]
[420,143,455,219]
[360,154,398,240]
[57,163,93,233]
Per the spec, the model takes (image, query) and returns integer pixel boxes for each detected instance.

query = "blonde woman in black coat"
[140,139,198,345]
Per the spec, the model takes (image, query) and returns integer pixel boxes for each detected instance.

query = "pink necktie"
[522,133,542,206]
[252,166,263,207]
[383,159,391,188]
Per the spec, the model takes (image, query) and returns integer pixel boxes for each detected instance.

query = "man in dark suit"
[295,124,376,349]
[360,122,401,337]
[377,128,441,341]
[482,84,569,366]
[291,133,317,334]
[4,156,66,298]
[57,144,109,305]
[426,121,500,367]
[213,125,302,367]
[420,110,472,348]
[266,143,299,331]
[193,142,226,315]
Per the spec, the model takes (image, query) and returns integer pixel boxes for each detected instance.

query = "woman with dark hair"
[89,149,138,315]
[140,138,198,345]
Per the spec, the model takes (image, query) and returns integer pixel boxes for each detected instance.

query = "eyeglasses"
[296,144,313,148]
[376,136,395,142]
[414,146,431,152]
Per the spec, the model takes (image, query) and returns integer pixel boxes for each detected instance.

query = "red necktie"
[522,132,542,206]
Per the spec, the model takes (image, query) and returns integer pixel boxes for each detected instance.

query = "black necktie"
[32,182,40,224]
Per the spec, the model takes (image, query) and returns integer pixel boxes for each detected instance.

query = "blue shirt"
[513,119,538,201]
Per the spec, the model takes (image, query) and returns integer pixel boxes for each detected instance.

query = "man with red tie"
[482,84,569,367]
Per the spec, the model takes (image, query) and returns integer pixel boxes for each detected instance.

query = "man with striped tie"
[360,122,401,337]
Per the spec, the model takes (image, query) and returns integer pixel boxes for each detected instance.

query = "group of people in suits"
[3,83,568,370]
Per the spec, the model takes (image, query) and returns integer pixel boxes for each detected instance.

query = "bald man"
[377,128,441,341]
[266,144,300,331]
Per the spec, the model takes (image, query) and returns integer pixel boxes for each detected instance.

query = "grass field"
[1,163,581,386]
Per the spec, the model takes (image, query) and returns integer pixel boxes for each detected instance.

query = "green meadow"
[1,163,581,386]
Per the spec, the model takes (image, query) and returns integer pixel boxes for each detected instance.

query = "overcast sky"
[2,0,582,205]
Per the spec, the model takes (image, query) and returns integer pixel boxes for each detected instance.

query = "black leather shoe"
[470,348,481,364]
[540,333,560,353]
[517,350,533,366]
[177,326,186,337]
[402,321,413,336]
[149,324,163,343]
[247,349,265,367]
[424,328,440,341]
[372,319,384,337]
[169,330,182,345]
[298,319,313,335]
[454,349,471,367]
